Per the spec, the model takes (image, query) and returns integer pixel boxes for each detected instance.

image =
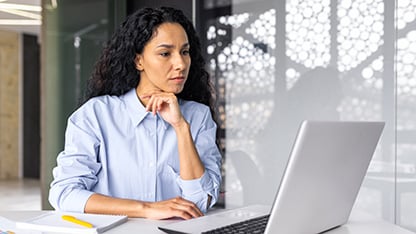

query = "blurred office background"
[0,0,416,232]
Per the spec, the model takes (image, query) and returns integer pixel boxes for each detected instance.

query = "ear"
[135,54,144,71]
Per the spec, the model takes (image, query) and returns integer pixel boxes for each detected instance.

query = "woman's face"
[135,22,191,94]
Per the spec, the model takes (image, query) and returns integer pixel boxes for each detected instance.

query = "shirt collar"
[122,88,169,129]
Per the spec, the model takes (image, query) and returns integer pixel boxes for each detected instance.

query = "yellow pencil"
[62,215,93,228]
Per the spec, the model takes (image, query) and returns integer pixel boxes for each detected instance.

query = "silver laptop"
[159,121,385,234]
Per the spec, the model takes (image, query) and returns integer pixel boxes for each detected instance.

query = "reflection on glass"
[201,0,416,231]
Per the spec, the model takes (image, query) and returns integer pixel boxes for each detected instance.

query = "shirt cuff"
[178,172,212,213]
[61,189,95,213]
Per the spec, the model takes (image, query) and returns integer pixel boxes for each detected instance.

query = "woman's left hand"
[141,92,185,128]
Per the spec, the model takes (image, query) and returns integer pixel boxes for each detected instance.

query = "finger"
[184,205,203,218]
[179,200,203,217]
[172,209,193,220]
[139,94,151,100]
[152,96,160,115]
[171,204,200,219]
[147,94,161,113]
[190,204,204,217]
[145,96,154,112]
[173,197,203,218]
[157,98,168,112]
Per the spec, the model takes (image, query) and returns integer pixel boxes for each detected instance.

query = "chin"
[171,87,185,94]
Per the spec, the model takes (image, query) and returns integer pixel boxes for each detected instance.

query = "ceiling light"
[0,19,41,25]
[0,3,41,12]
[0,8,41,20]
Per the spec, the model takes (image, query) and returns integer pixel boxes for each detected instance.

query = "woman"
[48,7,222,220]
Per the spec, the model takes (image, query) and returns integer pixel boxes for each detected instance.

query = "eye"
[182,49,190,56]
[160,52,170,57]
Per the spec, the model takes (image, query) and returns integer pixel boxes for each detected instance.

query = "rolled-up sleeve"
[178,106,222,213]
[48,117,101,213]
[178,170,220,213]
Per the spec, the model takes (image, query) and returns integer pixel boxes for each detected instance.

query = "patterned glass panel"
[199,0,416,231]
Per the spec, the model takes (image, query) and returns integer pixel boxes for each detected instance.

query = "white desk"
[0,210,414,234]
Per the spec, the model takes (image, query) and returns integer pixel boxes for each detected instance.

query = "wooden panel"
[0,30,20,179]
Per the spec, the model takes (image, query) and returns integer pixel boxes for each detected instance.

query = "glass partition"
[41,0,113,209]
[198,0,416,231]
[396,0,416,231]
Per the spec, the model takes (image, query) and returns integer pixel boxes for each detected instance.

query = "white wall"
[204,0,416,231]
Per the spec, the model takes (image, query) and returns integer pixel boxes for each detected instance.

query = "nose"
[173,53,187,71]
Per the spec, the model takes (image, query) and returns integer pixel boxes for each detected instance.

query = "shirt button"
[149,162,155,168]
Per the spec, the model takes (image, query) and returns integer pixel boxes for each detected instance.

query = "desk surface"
[0,209,414,234]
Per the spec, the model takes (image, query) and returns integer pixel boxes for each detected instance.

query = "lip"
[169,76,186,82]
[170,76,185,80]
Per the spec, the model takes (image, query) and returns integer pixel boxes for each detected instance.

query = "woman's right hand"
[142,196,203,220]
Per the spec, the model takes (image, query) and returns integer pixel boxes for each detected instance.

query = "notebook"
[15,211,128,234]
[158,120,385,234]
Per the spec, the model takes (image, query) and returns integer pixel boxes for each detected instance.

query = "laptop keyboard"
[201,214,270,234]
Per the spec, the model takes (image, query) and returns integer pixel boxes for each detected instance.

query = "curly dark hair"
[82,7,215,114]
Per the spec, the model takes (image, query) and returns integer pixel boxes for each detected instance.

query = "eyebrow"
[156,42,190,49]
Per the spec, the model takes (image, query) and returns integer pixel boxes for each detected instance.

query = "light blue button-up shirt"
[49,88,222,213]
